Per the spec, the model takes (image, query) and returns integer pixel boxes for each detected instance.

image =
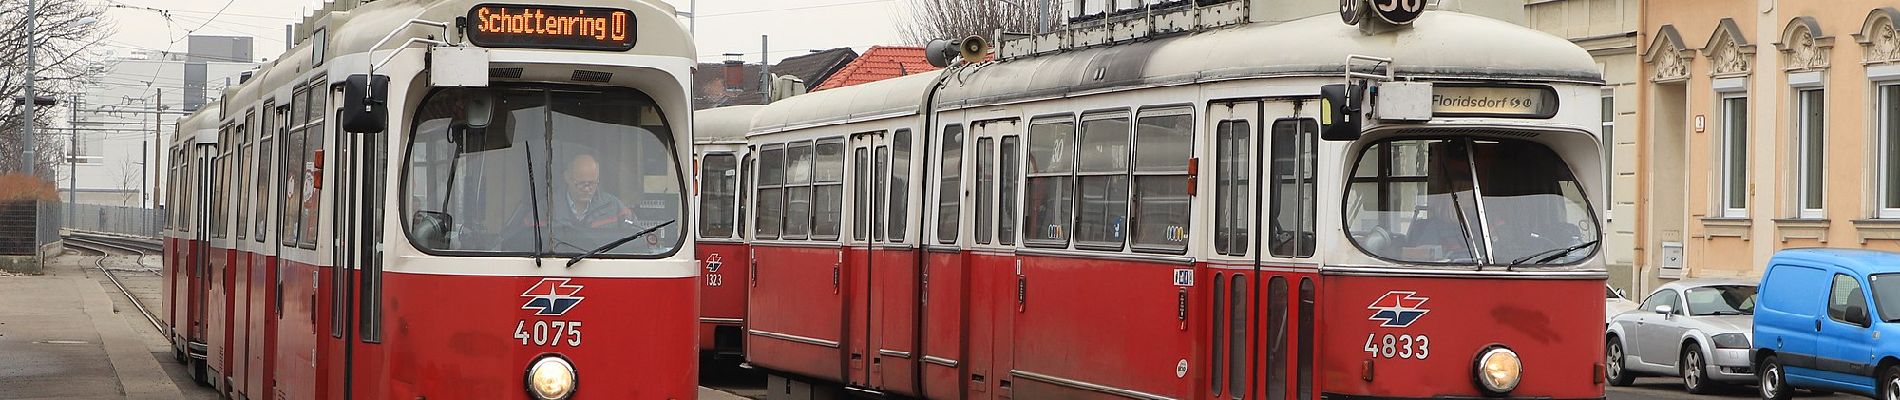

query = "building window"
[1719,95,1748,218]
[1795,89,1824,218]
[1879,84,1900,218]
[1601,91,1614,216]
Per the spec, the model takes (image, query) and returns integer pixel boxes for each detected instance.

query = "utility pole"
[68,95,78,226]
[153,89,161,209]
[23,0,38,176]
[760,35,770,100]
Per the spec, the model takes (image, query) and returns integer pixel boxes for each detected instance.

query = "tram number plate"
[1363,333,1429,360]
[515,320,583,347]
[706,273,724,287]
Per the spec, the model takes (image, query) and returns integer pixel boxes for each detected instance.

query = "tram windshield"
[402,85,684,258]
[1345,137,1599,266]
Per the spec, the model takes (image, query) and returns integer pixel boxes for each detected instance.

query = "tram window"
[1132,111,1193,253]
[813,139,846,240]
[1214,121,1250,256]
[698,154,738,238]
[297,86,330,250]
[872,146,891,241]
[936,125,964,244]
[1075,113,1130,250]
[1266,276,1289,400]
[237,119,252,241]
[738,154,752,239]
[887,130,912,242]
[255,104,275,242]
[855,147,872,242]
[212,126,230,239]
[976,137,995,245]
[1297,278,1315,400]
[998,136,1020,245]
[1024,118,1075,247]
[1269,119,1317,258]
[281,89,309,247]
[784,142,814,239]
[757,147,785,239]
[1344,138,1599,265]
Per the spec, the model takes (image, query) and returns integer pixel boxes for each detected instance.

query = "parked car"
[1607,284,1639,324]
[1605,279,1757,393]
[1754,249,1900,400]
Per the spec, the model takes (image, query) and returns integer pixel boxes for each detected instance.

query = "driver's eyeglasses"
[572,181,600,189]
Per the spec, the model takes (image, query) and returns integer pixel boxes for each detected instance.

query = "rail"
[63,235,165,335]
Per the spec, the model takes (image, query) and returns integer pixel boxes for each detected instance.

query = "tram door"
[846,131,881,388]
[1211,98,1321,400]
[191,140,221,387]
[329,102,389,398]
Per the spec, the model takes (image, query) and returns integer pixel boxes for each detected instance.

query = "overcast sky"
[100,0,910,65]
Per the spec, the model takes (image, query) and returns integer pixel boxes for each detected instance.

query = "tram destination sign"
[1430,85,1558,119]
[468,4,635,51]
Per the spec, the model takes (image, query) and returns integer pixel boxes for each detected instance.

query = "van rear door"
[1758,263,1828,381]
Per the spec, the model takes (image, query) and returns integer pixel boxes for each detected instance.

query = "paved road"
[1609,376,1857,400]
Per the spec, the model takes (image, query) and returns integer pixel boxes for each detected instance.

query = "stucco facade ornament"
[1777,18,1831,71]
[1647,25,1693,83]
[1857,8,1900,65]
[1703,19,1755,77]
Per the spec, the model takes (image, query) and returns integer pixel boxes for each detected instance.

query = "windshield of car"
[1870,274,1900,322]
[1344,137,1600,266]
[402,85,684,258]
[1684,285,1756,316]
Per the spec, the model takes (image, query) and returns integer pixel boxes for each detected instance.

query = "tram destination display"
[1430,85,1558,119]
[468,4,635,51]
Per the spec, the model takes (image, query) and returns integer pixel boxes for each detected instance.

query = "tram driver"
[555,153,634,231]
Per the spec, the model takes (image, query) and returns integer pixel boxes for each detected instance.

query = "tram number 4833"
[515,320,583,347]
[1364,333,1429,359]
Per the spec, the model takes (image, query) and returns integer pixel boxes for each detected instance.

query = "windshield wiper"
[566,219,676,267]
[523,143,547,267]
[1507,239,1600,268]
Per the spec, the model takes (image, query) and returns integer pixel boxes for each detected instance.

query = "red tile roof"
[810,46,940,91]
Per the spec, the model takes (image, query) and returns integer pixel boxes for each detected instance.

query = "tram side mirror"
[411,211,453,250]
[1320,83,1365,141]
[342,74,390,134]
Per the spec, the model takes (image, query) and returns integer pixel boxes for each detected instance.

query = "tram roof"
[695,105,764,143]
[936,11,1603,108]
[172,103,222,146]
[747,70,943,135]
[210,0,691,125]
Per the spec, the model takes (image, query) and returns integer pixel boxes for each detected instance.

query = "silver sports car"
[1605,279,1757,394]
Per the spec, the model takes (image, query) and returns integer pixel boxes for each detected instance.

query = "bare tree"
[0,0,113,177]
[898,0,1040,44]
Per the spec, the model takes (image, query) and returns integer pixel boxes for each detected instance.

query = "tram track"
[64,235,167,336]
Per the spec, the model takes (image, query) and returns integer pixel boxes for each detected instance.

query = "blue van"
[1753,249,1900,399]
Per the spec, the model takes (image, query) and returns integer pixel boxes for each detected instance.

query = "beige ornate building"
[1636,1,1900,292]
[1523,0,1643,293]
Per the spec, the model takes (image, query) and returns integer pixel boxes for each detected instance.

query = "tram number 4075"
[515,320,583,347]
[1364,333,1429,359]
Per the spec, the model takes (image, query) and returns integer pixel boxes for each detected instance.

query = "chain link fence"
[67,203,164,239]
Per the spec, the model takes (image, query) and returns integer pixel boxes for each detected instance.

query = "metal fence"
[67,203,165,239]
[35,201,60,249]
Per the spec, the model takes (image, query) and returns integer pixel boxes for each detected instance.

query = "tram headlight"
[1473,347,1522,394]
[525,355,577,400]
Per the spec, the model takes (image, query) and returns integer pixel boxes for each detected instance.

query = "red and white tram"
[161,0,699,398]
[703,4,1608,400]
[693,105,763,357]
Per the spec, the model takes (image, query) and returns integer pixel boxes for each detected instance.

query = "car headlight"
[1711,333,1750,349]
[1473,347,1522,394]
[526,355,577,400]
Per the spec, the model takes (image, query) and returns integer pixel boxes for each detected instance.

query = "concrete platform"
[0,253,187,400]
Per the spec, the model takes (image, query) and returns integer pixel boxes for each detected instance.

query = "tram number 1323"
[515,320,584,347]
[1364,333,1430,359]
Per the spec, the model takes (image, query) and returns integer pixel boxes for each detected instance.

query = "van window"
[1870,274,1900,322]
[1829,274,1870,325]
[1639,289,1679,314]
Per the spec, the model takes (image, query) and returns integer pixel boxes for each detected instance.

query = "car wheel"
[1761,355,1791,400]
[1882,367,1900,400]
[1683,346,1724,394]
[1606,337,1635,386]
